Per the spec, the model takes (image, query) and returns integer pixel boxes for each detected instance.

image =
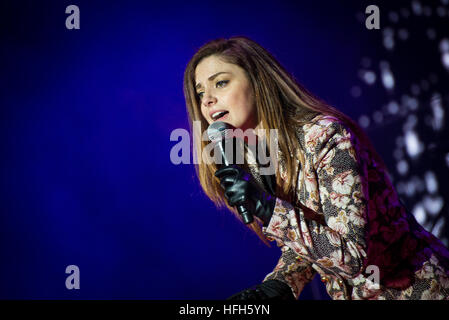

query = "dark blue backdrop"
[2,0,447,299]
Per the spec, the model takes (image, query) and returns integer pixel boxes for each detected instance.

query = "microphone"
[207,121,254,225]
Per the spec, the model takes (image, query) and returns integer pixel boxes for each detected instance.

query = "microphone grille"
[207,121,234,142]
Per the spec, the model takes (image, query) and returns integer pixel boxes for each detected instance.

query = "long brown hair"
[183,36,386,246]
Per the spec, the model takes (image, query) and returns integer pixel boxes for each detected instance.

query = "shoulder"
[299,114,356,155]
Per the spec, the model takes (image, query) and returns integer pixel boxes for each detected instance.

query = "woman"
[183,36,449,300]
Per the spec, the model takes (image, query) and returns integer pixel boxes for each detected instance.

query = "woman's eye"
[216,80,229,88]
[196,80,228,99]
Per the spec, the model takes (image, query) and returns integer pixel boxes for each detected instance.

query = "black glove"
[227,279,296,300]
[215,165,276,227]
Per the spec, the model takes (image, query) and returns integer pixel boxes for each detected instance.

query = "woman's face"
[194,55,258,131]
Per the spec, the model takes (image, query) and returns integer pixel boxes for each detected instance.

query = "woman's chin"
[220,120,236,129]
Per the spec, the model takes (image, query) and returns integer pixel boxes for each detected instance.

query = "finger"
[228,193,247,207]
[214,166,240,179]
[223,190,233,201]
[219,176,236,189]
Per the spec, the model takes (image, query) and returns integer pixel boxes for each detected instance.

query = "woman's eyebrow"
[195,71,232,90]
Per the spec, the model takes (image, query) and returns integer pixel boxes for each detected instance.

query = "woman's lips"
[214,112,229,122]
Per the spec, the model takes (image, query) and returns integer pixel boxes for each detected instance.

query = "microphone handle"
[238,205,254,224]
[218,139,254,225]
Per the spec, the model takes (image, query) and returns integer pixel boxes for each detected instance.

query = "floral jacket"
[258,114,449,300]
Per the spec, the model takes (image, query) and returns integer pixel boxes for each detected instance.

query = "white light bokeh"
[402,94,419,110]
[362,70,376,85]
[387,100,400,114]
[397,160,409,175]
[442,52,449,70]
[412,203,426,225]
[405,179,417,197]
[380,61,395,90]
[373,110,383,123]
[432,218,446,245]
[383,28,395,50]
[398,28,409,41]
[358,114,370,128]
[424,171,438,194]
[404,130,423,158]
[423,195,443,217]
[412,0,423,15]
[354,1,449,244]
[430,93,445,130]
[403,114,418,131]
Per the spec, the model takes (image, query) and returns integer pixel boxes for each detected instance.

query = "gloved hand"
[215,165,276,227]
[227,279,296,300]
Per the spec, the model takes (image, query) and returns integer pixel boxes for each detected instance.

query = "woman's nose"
[203,92,217,107]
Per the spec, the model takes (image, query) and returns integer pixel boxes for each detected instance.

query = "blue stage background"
[1,0,448,299]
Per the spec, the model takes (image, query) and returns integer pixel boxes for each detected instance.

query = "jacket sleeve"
[264,120,370,281]
[262,239,316,299]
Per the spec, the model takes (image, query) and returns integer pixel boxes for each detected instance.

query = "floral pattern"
[260,114,449,300]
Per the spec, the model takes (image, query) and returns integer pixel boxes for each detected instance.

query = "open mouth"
[211,111,229,122]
